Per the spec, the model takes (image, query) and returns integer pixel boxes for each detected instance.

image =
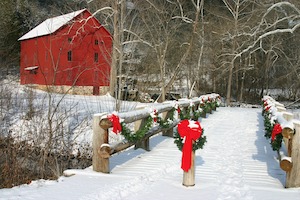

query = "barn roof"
[18,9,87,41]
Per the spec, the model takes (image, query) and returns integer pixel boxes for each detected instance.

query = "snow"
[1,107,300,200]
[24,66,38,71]
[18,9,86,41]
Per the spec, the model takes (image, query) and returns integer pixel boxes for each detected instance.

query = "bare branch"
[123,29,153,47]
[234,23,300,61]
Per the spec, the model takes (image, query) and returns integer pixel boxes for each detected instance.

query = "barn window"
[95,39,99,45]
[94,53,99,62]
[67,51,72,61]
[25,66,38,75]
[68,38,72,43]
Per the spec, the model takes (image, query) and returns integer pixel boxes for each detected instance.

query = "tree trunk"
[109,1,118,97]
[162,1,202,97]
[226,62,234,106]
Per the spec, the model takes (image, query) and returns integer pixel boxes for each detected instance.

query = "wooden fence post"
[135,118,150,151]
[162,110,174,137]
[183,151,195,187]
[282,112,294,157]
[286,121,300,188]
[92,113,111,173]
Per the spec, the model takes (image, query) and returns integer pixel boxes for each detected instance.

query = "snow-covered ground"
[1,107,300,200]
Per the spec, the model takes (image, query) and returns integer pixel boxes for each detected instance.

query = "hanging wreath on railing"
[109,108,175,144]
[261,97,284,152]
[264,117,273,139]
[107,96,219,145]
[120,116,153,143]
[180,105,192,120]
[157,108,175,129]
[107,113,122,134]
[271,123,283,151]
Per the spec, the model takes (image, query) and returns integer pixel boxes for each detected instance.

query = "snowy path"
[1,107,300,200]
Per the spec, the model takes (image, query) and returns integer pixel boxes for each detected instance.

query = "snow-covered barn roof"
[18,9,86,41]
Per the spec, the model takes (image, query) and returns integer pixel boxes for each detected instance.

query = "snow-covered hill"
[1,107,300,200]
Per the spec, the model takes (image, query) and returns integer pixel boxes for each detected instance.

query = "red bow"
[271,123,282,141]
[263,99,268,106]
[265,106,270,112]
[153,109,158,122]
[108,114,122,134]
[177,107,181,114]
[178,120,202,172]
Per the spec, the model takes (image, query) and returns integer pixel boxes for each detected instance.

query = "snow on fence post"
[286,120,300,188]
[264,96,300,188]
[279,112,294,175]
[91,94,220,174]
[92,113,111,173]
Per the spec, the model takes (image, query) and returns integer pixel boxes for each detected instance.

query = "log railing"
[92,93,221,173]
[262,96,300,188]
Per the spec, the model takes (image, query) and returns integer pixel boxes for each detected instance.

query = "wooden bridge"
[92,95,300,188]
[1,96,300,200]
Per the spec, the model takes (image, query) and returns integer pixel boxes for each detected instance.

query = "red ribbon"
[177,107,181,114]
[108,114,122,134]
[264,106,270,112]
[271,123,282,141]
[178,120,202,172]
[153,109,158,122]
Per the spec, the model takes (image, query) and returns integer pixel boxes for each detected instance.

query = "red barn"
[18,9,112,95]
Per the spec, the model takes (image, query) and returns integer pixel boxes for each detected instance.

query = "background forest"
[1,0,300,104]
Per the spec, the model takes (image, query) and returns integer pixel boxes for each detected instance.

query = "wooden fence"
[92,94,221,173]
[262,96,300,188]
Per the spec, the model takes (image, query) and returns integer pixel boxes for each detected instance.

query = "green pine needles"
[120,116,153,143]
[174,129,207,151]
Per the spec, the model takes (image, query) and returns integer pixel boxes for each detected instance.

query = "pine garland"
[200,103,211,113]
[174,129,207,151]
[193,109,202,121]
[179,105,205,121]
[261,99,283,152]
[180,106,192,120]
[119,98,216,145]
[120,116,153,143]
[264,116,273,139]
[271,134,283,151]
[157,108,175,129]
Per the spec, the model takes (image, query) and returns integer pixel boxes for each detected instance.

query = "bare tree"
[232,2,300,102]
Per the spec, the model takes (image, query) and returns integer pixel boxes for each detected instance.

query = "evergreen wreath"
[200,102,212,113]
[180,106,192,120]
[120,116,153,143]
[261,99,283,152]
[192,109,203,121]
[264,117,273,139]
[179,104,204,121]
[174,129,207,151]
[119,98,214,145]
[157,108,175,128]
[271,134,283,151]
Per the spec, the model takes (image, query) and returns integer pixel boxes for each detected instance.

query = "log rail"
[92,93,221,173]
[262,96,300,188]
